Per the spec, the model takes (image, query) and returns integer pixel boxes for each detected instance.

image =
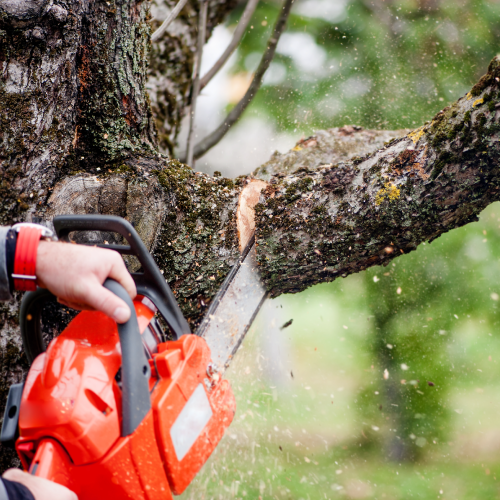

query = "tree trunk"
[2,0,500,470]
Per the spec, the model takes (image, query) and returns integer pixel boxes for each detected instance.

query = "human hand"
[35,241,137,323]
[2,469,78,500]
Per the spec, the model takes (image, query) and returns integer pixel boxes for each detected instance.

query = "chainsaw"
[0,215,267,499]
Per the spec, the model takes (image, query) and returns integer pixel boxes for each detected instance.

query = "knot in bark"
[0,0,48,22]
[47,4,68,23]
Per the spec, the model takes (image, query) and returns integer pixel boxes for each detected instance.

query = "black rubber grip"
[0,382,24,445]
[103,279,151,436]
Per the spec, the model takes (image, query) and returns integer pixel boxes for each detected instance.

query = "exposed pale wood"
[237,179,267,250]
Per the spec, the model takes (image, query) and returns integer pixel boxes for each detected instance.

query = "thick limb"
[254,59,500,296]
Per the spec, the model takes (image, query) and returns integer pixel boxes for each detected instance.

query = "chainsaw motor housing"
[1,215,236,499]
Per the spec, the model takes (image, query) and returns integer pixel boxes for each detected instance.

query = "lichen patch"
[408,127,425,144]
[375,182,401,205]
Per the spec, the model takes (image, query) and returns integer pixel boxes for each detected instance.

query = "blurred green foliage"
[325,202,500,465]
[227,0,500,133]
[359,214,500,461]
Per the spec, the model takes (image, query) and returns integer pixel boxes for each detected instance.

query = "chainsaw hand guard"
[19,215,191,366]
[53,214,191,339]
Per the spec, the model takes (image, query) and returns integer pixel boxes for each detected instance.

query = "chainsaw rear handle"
[20,279,151,437]
[53,214,191,339]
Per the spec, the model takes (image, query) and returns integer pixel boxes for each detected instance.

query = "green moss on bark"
[153,161,242,328]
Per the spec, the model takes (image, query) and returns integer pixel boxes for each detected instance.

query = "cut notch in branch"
[199,0,260,91]
[237,179,268,251]
[180,0,294,163]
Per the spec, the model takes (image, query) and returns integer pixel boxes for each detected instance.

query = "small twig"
[151,0,190,43]
[190,0,294,161]
[199,0,260,91]
[186,0,209,167]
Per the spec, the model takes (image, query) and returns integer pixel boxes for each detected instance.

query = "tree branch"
[253,126,410,180]
[151,0,190,43]
[41,57,500,327]
[186,0,209,167]
[187,0,294,161]
[254,57,500,296]
[27,56,500,337]
[199,0,260,91]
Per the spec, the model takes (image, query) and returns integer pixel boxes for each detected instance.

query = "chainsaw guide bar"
[196,235,267,374]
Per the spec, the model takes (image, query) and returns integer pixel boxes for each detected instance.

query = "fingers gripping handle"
[53,214,191,339]
[103,279,151,436]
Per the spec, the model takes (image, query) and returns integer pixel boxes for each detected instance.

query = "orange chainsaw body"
[15,298,236,499]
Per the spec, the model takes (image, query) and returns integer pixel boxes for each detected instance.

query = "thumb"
[85,285,132,324]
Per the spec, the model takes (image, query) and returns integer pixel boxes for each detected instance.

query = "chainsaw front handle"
[103,279,151,436]
[53,214,191,339]
[19,280,151,436]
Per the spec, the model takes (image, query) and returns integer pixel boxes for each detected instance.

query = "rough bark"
[0,0,238,468]
[0,0,237,228]
[2,0,500,472]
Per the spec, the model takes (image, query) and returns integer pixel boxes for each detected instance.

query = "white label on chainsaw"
[170,384,213,461]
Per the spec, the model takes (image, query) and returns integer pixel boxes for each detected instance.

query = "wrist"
[11,224,56,292]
